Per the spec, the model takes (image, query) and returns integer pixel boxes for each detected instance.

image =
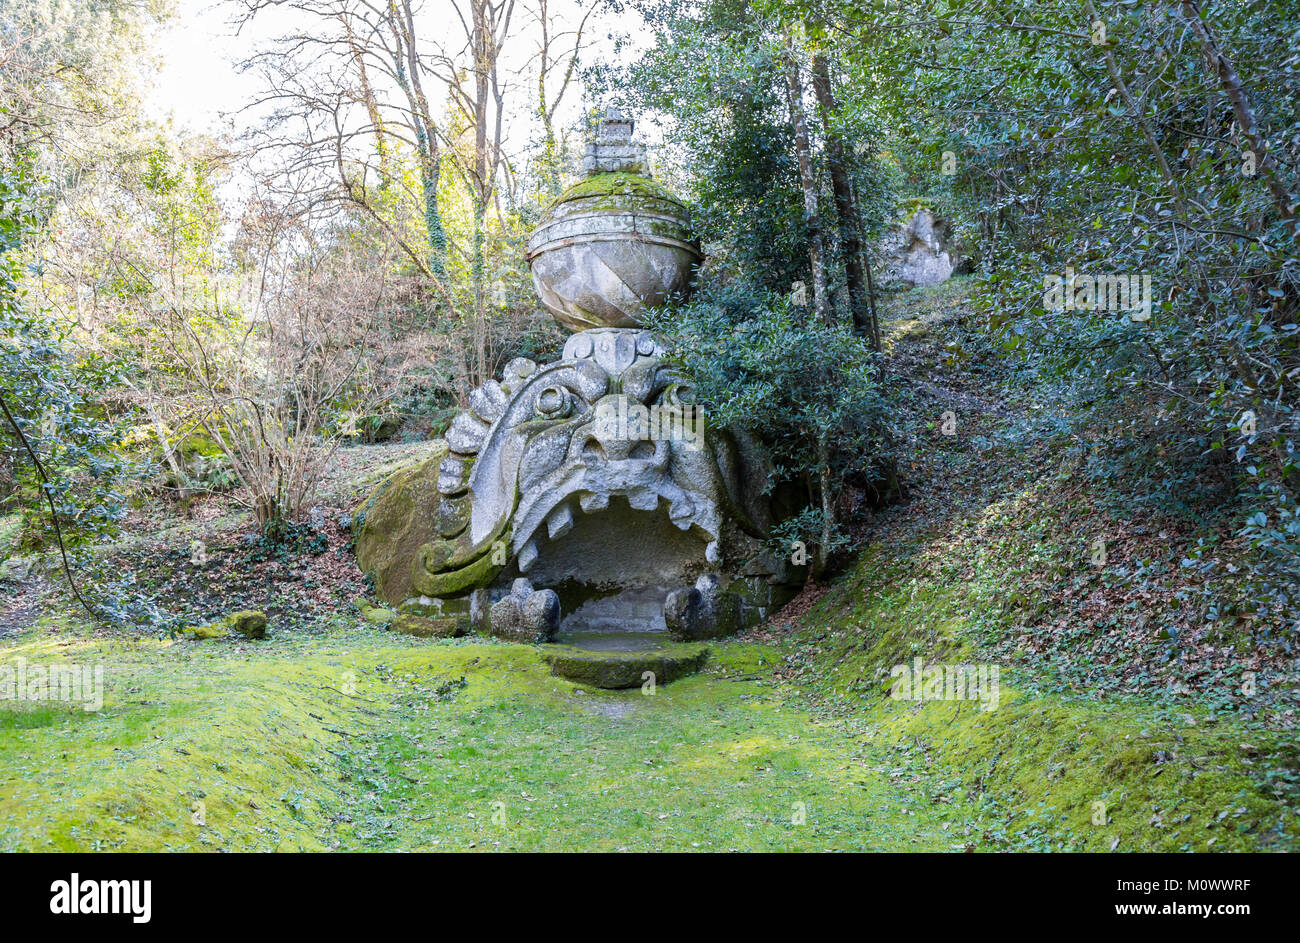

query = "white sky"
[146,0,655,152]
[147,1,260,136]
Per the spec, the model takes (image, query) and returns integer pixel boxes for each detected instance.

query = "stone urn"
[526,109,701,332]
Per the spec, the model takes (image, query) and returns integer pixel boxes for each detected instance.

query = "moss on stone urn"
[526,113,701,333]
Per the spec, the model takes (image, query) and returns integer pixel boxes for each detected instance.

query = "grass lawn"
[0,617,982,852]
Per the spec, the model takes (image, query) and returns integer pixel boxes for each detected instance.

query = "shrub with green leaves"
[647,284,891,574]
[1,160,131,554]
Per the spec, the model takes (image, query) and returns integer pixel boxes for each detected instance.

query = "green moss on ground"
[4,567,1292,851]
[868,691,1294,851]
[5,279,1295,853]
[771,487,1297,852]
[0,617,354,850]
[0,614,983,852]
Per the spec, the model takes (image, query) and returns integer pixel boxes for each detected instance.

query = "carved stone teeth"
[579,492,609,513]
[628,489,658,512]
[668,496,695,523]
[705,541,722,565]
[437,455,470,496]
[518,540,539,573]
[470,380,508,423]
[621,359,658,403]
[501,357,537,394]
[446,412,489,455]
[546,503,574,540]
[572,358,610,402]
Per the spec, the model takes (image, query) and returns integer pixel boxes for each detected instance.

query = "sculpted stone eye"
[534,385,572,419]
[663,382,697,408]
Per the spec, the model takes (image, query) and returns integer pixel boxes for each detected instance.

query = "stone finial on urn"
[579,107,648,175]
[526,106,701,333]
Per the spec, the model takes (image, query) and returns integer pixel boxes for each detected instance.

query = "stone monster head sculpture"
[411,328,772,603]
[367,107,803,643]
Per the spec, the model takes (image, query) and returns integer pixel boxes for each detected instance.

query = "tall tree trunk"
[1083,0,1181,201]
[862,245,881,352]
[1179,0,1297,240]
[782,33,832,325]
[472,0,490,387]
[342,15,393,193]
[811,54,869,337]
[815,440,834,581]
[392,0,447,278]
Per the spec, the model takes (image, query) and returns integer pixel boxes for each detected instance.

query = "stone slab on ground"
[540,642,709,689]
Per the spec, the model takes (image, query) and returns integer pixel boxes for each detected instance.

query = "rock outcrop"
[880,206,970,288]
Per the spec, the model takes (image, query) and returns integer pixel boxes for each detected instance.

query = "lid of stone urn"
[579,106,649,176]
[527,107,701,334]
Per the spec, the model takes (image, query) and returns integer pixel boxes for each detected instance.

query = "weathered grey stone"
[437,494,471,538]
[446,412,489,454]
[579,108,650,176]
[0,556,33,582]
[470,381,508,423]
[880,207,969,288]
[357,109,804,644]
[437,454,471,496]
[488,578,561,643]
[502,358,537,392]
[404,322,792,621]
[664,574,743,641]
[398,595,473,618]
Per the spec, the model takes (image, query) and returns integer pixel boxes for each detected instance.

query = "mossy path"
[0,618,984,851]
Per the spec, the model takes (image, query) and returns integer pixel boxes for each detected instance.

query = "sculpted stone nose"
[584,394,656,463]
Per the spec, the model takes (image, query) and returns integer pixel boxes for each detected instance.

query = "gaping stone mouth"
[510,452,721,577]
[353,114,805,677]
[508,496,714,649]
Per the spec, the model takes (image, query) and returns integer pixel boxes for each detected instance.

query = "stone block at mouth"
[540,642,709,689]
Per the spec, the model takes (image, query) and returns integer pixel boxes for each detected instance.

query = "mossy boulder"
[391,613,470,638]
[0,555,34,582]
[182,622,228,641]
[540,643,709,689]
[362,606,397,626]
[227,610,268,639]
[183,610,268,641]
[353,445,448,605]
